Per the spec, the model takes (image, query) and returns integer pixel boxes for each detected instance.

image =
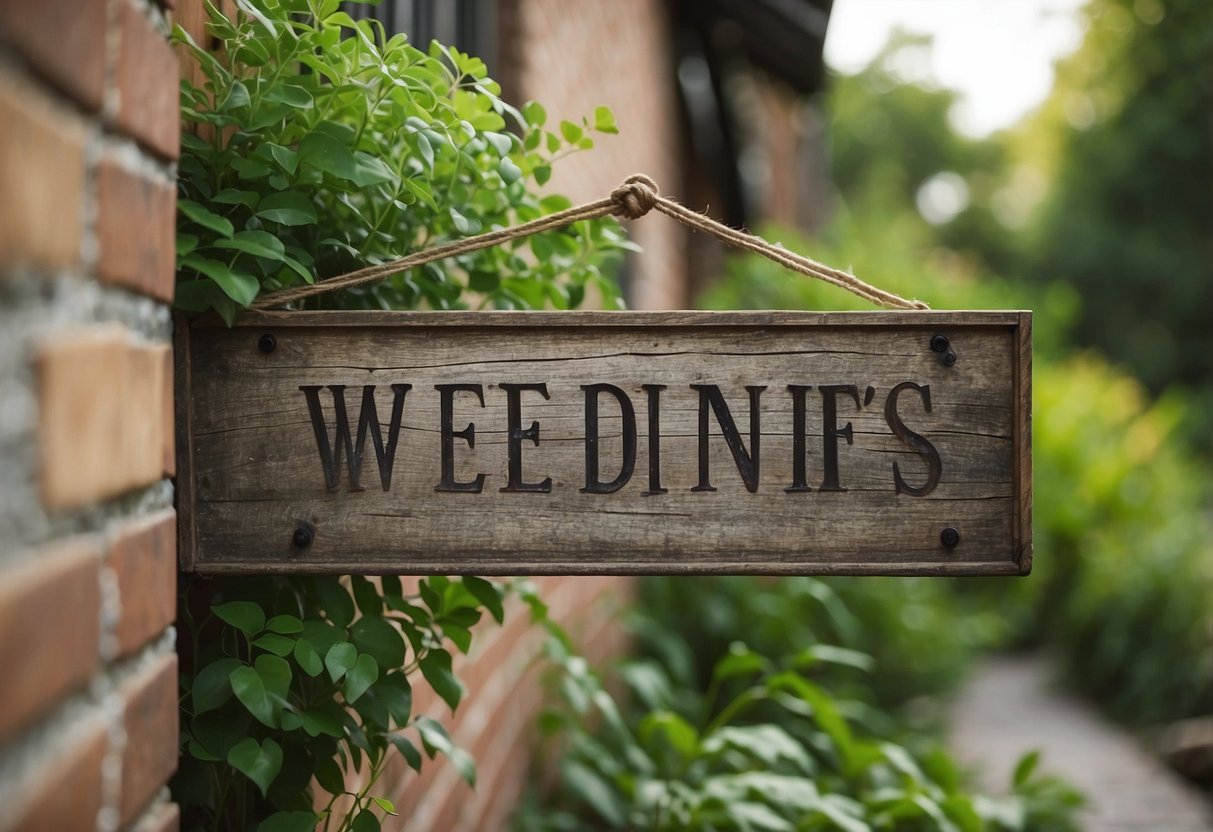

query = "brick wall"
[0,0,181,830]
[502,0,689,310]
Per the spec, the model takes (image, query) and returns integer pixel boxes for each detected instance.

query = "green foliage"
[174,0,630,323]
[634,575,995,720]
[1027,0,1213,401]
[177,575,510,830]
[172,2,628,828]
[704,223,1213,730]
[515,616,1082,831]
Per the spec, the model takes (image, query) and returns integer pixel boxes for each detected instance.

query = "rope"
[252,173,929,310]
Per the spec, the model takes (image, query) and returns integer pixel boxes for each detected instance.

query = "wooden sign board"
[176,310,1031,576]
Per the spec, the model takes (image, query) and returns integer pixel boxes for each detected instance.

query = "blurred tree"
[1027,0,1213,403]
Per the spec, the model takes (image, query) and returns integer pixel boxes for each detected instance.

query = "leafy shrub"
[175,0,629,321]
[703,223,1213,729]
[515,627,1082,831]
[172,2,627,828]
[176,575,520,830]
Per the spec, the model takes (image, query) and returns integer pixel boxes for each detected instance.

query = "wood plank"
[179,310,1031,576]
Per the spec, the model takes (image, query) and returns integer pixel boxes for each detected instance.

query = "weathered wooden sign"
[176,310,1031,576]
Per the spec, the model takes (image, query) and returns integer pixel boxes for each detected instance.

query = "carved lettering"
[435,383,486,493]
[690,384,765,493]
[819,384,860,492]
[300,384,410,491]
[499,383,552,493]
[581,384,637,494]
[885,381,942,496]
[642,384,668,495]
[786,384,813,492]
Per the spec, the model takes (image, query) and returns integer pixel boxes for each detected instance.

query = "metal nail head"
[292,525,313,548]
[258,333,278,354]
[940,527,960,549]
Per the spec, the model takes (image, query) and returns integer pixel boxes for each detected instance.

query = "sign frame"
[175,309,1031,577]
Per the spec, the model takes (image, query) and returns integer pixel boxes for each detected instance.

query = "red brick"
[120,654,180,826]
[0,0,107,111]
[107,511,177,657]
[114,0,180,159]
[38,327,174,509]
[0,73,86,272]
[96,155,176,301]
[4,720,107,832]
[0,541,101,741]
[132,801,180,832]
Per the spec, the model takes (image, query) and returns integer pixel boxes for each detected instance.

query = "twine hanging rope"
[252,174,929,310]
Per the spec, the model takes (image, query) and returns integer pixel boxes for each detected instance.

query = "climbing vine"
[172,1,627,829]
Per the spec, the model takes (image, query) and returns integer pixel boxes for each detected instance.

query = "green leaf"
[462,576,504,624]
[563,759,626,826]
[484,131,513,157]
[415,132,434,172]
[419,648,464,710]
[712,643,769,682]
[265,142,300,173]
[189,706,251,760]
[342,653,379,703]
[300,619,345,657]
[468,270,500,293]
[257,811,319,832]
[559,119,583,143]
[181,255,259,306]
[351,616,407,668]
[302,708,343,738]
[211,188,260,209]
[228,737,283,798]
[372,796,397,815]
[389,734,423,772]
[376,672,413,727]
[415,716,475,785]
[534,164,551,186]
[230,665,275,727]
[498,157,522,184]
[213,600,265,635]
[178,199,234,236]
[268,614,304,634]
[351,811,381,832]
[325,642,357,682]
[257,191,317,226]
[299,130,361,181]
[192,657,242,714]
[316,580,355,627]
[174,278,218,312]
[232,156,273,179]
[350,575,383,617]
[253,633,295,657]
[255,653,293,707]
[638,710,699,761]
[1013,750,1040,787]
[593,105,619,134]
[313,755,345,795]
[522,101,546,127]
[215,229,286,261]
[176,232,199,257]
[293,638,324,677]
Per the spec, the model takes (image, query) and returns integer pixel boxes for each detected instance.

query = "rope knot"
[611,174,659,220]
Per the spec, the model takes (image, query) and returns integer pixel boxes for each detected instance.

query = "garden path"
[948,653,1213,831]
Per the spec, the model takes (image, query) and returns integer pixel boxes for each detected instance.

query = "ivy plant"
[172,1,628,829]
[174,0,631,322]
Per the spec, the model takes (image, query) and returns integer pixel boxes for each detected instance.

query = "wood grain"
[177,310,1031,576]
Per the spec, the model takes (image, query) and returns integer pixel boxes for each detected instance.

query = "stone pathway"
[948,653,1213,831]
